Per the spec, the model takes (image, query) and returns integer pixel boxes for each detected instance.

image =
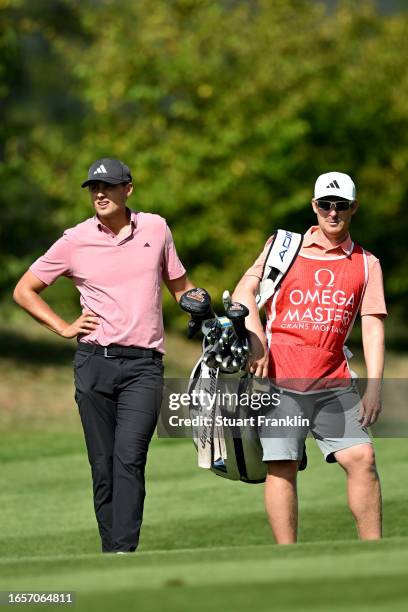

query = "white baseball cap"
[314,172,356,201]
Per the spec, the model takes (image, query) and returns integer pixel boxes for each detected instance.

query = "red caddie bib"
[265,243,368,391]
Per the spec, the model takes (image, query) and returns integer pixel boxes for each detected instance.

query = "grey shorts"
[259,382,371,463]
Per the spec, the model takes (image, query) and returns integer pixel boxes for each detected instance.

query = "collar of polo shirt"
[303,226,353,256]
[94,207,137,232]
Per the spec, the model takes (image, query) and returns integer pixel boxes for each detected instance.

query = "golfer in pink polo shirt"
[13,157,195,553]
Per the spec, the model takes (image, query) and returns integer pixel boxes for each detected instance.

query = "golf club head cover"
[225,302,250,342]
[179,288,215,338]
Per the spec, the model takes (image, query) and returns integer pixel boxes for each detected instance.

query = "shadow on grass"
[1,329,76,366]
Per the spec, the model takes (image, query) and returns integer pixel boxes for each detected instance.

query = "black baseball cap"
[81,158,132,188]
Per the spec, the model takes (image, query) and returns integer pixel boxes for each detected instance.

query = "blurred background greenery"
[1,0,407,345]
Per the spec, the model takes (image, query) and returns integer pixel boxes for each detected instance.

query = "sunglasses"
[316,199,355,212]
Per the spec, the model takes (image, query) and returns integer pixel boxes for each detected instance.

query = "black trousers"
[73,346,163,553]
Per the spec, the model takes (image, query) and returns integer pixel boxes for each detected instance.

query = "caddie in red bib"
[266,241,367,389]
[233,171,387,544]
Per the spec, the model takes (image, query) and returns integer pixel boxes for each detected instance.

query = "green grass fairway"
[1,432,407,611]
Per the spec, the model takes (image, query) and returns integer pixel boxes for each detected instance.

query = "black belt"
[77,342,163,359]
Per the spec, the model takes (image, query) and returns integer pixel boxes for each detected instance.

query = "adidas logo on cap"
[326,180,340,189]
[93,164,108,175]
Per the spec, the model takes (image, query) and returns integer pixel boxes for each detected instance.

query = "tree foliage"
[1,0,408,324]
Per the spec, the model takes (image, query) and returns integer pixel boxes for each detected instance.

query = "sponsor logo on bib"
[280,269,355,333]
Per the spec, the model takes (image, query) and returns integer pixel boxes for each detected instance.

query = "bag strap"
[256,229,303,309]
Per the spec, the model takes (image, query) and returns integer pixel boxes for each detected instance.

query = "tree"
[2,0,408,332]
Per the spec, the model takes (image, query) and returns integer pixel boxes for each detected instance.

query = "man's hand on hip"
[60,311,100,339]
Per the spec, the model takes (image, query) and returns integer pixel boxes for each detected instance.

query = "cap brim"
[315,190,354,200]
[81,177,128,188]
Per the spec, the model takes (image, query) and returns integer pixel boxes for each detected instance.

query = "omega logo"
[314,268,335,287]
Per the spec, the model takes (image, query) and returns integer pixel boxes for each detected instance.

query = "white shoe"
[115,551,133,555]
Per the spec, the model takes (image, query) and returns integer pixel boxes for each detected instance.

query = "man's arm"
[164,274,195,303]
[232,274,269,378]
[13,270,100,338]
[360,314,385,427]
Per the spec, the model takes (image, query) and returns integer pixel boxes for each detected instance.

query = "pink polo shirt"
[30,209,186,352]
[245,226,387,317]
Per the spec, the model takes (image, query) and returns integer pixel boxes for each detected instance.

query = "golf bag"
[188,355,268,484]
[180,230,306,483]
